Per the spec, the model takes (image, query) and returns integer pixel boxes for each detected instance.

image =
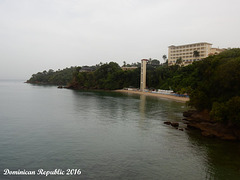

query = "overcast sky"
[0,0,240,80]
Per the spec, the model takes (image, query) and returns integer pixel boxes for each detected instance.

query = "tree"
[162,55,167,62]
[176,57,183,66]
[148,58,152,65]
[27,67,77,85]
[151,59,160,66]
[123,61,126,67]
[193,50,200,59]
[48,69,54,75]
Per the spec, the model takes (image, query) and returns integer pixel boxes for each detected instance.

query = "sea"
[0,80,240,180]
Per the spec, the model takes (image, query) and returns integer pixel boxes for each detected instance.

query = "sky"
[0,0,240,80]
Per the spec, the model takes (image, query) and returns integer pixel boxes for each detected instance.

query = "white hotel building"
[168,42,225,66]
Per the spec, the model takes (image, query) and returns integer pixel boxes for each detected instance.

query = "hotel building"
[168,42,225,66]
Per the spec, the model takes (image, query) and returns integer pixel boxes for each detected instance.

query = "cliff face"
[183,110,240,141]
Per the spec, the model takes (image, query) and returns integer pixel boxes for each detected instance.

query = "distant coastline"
[114,89,189,102]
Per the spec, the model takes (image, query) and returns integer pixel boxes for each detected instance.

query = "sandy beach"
[114,89,189,102]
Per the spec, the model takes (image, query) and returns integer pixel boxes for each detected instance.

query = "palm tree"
[148,58,152,65]
[162,55,167,62]
[193,50,200,60]
[176,57,183,66]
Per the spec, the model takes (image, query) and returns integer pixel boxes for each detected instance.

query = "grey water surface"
[0,80,240,180]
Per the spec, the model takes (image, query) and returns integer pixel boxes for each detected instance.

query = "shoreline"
[26,82,189,103]
[114,89,189,102]
[183,110,240,141]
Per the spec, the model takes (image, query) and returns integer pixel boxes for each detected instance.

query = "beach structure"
[140,59,148,91]
[168,42,225,66]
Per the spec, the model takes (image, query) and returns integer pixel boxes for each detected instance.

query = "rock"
[183,110,213,123]
[179,128,184,131]
[191,110,211,122]
[58,86,63,88]
[201,131,215,138]
[171,122,179,128]
[185,119,240,141]
[187,124,198,129]
[164,121,171,125]
[164,121,179,128]
[183,110,195,117]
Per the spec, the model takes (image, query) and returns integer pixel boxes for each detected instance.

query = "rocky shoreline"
[182,110,240,141]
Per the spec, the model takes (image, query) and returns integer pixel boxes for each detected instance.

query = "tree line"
[26,67,77,85]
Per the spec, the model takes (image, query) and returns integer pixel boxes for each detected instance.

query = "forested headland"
[26,67,77,85]
[26,48,240,130]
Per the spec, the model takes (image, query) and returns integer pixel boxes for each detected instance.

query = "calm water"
[0,80,240,180]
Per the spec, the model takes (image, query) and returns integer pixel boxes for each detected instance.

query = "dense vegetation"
[26,67,77,85]
[168,48,240,125]
[71,62,140,90]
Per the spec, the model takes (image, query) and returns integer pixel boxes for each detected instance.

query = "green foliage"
[211,102,227,122]
[151,59,160,65]
[225,96,240,126]
[176,48,240,125]
[188,49,240,110]
[176,57,183,66]
[193,50,200,58]
[72,62,139,90]
[162,55,167,62]
[211,96,240,126]
[27,67,77,85]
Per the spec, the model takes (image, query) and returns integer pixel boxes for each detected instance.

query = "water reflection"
[186,131,240,179]
[70,90,140,124]
[139,94,146,120]
[69,89,240,179]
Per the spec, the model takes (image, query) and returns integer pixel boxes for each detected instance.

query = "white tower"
[140,59,148,91]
